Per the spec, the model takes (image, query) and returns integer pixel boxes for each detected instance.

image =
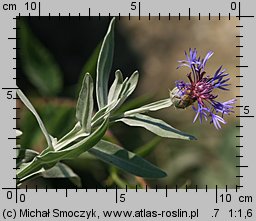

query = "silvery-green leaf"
[17,119,109,180]
[17,89,53,149]
[120,71,139,98]
[96,18,115,109]
[42,119,109,160]
[124,98,172,116]
[117,114,196,140]
[56,122,81,144]
[50,136,58,146]
[17,149,39,167]
[16,129,23,137]
[108,70,123,103]
[21,149,39,162]
[41,162,82,187]
[115,95,151,115]
[91,100,118,127]
[119,77,129,94]
[112,71,139,112]
[17,163,44,184]
[52,122,89,151]
[89,140,166,178]
[76,73,94,133]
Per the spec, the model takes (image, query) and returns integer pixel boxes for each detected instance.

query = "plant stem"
[16,158,42,182]
[134,137,161,157]
[110,168,129,189]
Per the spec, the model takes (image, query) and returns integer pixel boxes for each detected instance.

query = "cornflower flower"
[170,48,236,129]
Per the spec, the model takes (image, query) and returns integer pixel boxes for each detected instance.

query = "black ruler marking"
[39,1,41,18]
[139,2,141,20]
[4,2,254,196]
[115,185,118,203]
[236,115,255,118]
[215,185,218,203]
[11,9,255,21]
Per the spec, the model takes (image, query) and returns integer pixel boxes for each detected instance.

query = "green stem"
[57,122,81,143]
[54,130,88,151]
[124,98,172,116]
[134,137,161,157]
[110,168,129,189]
[17,158,43,182]
[17,118,108,182]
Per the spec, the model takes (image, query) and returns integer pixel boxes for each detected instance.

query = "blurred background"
[17,16,240,189]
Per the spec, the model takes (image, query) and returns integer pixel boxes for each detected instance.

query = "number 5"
[244,106,249,114]
[131,2,137,10]
[7,91,13,99]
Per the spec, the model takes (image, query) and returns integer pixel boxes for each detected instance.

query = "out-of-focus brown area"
[115,17,240,188]
[120,17,239,94]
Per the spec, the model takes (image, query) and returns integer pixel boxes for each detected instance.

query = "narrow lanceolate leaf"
[41,162,82,187]
[108,70,123,103]
[112,71,139,111]
[93,71,139,122]
[96,18,115,109]
[117,114,196,140]
[17,164,45,184]
[89,140,166,178]
[124,98,173,116]
[76,73,94,133]
[17,119,109,180]
[37,119,108,163]
[20,20,63,96]
[91,100,118,127]
[120,71,139,98]
[17,89,53,149]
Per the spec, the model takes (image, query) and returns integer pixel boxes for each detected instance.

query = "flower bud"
[170,87,196,109]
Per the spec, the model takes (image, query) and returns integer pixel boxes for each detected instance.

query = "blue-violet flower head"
[170,48,236,129]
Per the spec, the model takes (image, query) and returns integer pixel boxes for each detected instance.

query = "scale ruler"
[0,0,255,220]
